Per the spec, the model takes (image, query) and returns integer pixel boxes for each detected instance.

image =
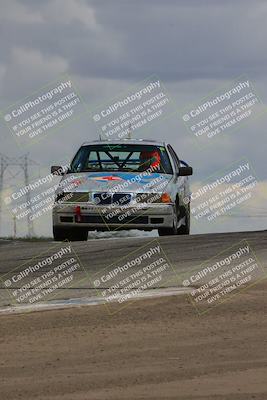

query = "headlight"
[55,192,90,203]
[160,193,172,203]
[135,192,170,204]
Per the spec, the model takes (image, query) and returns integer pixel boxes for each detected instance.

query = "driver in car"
[138,150,161,171]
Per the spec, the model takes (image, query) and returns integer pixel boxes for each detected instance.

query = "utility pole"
[23,155,34,237]
[12,213,17,239]
[0,156,8,233]
[0,154,38,237]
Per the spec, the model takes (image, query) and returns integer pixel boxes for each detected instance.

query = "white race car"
[51,139,193,241]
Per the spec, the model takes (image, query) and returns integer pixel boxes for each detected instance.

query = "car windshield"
[69,144,173,174]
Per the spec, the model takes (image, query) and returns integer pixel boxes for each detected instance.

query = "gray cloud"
[1,0,267,87]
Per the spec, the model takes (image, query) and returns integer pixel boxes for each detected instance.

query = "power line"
[0,154,38,237]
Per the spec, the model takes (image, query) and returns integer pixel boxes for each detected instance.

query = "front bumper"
[53,202,175,231]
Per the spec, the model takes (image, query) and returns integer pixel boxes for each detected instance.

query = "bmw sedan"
[51,139,193,241]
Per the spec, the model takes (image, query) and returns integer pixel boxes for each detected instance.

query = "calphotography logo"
[181,240,267,314]
[90,75,176,141]
[90,239,178,314]
[180,75,267,147]
[1,74,88,147]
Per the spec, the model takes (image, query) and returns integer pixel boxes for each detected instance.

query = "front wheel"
[158,204,190,236]
[53,227,88,241]
[177,204,190,235]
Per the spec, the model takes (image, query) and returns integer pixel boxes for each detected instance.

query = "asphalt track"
[0,230,266,312]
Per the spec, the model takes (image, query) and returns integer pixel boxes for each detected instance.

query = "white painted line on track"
[0,287,192,315]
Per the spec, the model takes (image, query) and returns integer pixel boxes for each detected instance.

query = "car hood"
[59,171,173,194]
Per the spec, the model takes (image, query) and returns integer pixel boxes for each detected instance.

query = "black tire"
[158,228,174,236]
[158,204,190,236]
[177,204,190,235]
[53,227,88,241]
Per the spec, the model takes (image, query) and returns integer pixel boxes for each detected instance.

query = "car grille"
[58,192,89,202]
[93,193,132,206]
[93,192,112,205]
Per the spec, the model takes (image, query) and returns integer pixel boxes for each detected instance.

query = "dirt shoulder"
[1,281,267,400]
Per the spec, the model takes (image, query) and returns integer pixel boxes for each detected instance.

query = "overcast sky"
[0,0,266,237]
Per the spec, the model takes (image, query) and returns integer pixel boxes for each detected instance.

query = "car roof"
[81,138,166,147]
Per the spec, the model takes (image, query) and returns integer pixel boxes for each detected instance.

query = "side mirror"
[51,166,65,176]
[178,166,193,176]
